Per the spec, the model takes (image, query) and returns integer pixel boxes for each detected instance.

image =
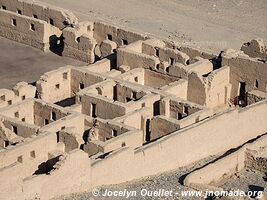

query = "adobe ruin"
[0,0,267,199]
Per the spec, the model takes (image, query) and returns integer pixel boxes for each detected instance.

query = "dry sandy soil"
[39,0,267,53]
[0,37,85,89]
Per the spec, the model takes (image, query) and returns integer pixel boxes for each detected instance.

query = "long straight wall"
[91,100,267,187]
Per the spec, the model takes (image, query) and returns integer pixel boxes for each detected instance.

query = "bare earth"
[0,37,85,89]
[219,169,267,199]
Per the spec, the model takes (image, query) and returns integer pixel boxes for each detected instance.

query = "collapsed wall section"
[62,22,96,63]
[187,66,231,108]
[241,39,267,60]
[183,134,267,194]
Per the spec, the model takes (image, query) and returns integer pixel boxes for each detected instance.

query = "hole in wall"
[166,66,170,73]
[184,105,189,115]
[0,95,5,101]
[177,113,183,120]
[91,103,97,118]
[107,34,112,41]
[17,155,23,163]
[12,19,17,26]
[145,119,151,142]
[30,151,36,158]
[155,48,159,57]
[156,64,160,70]
[79,83,85,90]
[12,125,18,134]
[112,130,118,137]
[4,141,9,147]
[49,18,54,25]
[96,87,102,95]
[255,80,259,88]
[44,119,49,125]
[169,58,175,65]
[63,72,68,80]
[30,23,35,31]
[51,111,56,121]
[14,112,19,118]
[122,39,128,45]
[56,131,60,143]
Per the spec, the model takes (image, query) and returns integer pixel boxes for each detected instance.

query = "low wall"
[117,47,158,70]
[177,109,213,128]
[0,162,23,200]
[93,21,147,46]
[0,98,35,124]
[0,9,60,51]
[90,100,267,188]
[0,131,61,176]
[36,67,72,103]
[0,0,78,29]
[247,90,267,105]
[102,129,143,152]
[40,113,85,136]
[0,83,36,108]
[150,116,180,141]
[81,94,127,119]
[84,58,111,73]
[160,79,188,99]
[184,134,267,190]
[2,116,39,138]
[112,107,153,134]
[23,150,91,200]
[71,68,106,94]
[36,67,106,103]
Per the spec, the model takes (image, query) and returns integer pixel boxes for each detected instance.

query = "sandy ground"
[39,0,267,54]
[219,169,267,199]
[0,37,86,89]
